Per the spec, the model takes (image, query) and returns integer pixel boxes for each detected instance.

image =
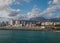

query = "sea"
[0,30,60,43]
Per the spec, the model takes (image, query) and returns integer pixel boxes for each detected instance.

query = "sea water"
[0,30,60,43]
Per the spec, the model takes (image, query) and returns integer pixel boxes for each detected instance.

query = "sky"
[0,0,60,20]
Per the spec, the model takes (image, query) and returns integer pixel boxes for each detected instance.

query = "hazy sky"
[0,0,60,20]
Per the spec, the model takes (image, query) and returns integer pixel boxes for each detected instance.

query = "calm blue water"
[0,30,60,43]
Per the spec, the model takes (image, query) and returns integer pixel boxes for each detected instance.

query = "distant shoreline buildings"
[0,20,60,30]
[0,20,60,26]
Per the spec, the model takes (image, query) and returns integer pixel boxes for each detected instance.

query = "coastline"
[0,27,60,32]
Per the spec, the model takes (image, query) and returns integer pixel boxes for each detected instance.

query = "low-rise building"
[41,22,54,26]
[36,22,41,26]
[54,22,60,25]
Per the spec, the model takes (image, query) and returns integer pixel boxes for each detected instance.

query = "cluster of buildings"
[0,22,8,27]
[0,20,60,29]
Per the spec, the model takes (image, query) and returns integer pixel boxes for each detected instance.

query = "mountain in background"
[29,17,60,22]
[29,17,47,22]
[49,17,60,22]
[0,17,60,22]
[0,17,11,22]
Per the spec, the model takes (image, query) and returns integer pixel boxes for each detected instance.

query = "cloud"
[0,10,9,17]
[25,0,60,19]
[41,0,60,19]
[55,16,60,18]
[14,6,41,20]
[27,6,41,18]
[15,2,21,5]
[0,0,33,18]
[48,1,52,5]
[48,0,60,5]
[23,0,32,3]
[46,0,60,14]
[0,0,15,7]
[41,5,60,14]
[44,13,56,19]
[0,0,60,20]
[13,6,41,20]
[14,0,32,5]
[8,9,21,17]
[53,0,60,4]
[0,0,14,17]
[0,6,21,18]
[0,0,22,18]
[16,14,28,20]
[14,0,60,19]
